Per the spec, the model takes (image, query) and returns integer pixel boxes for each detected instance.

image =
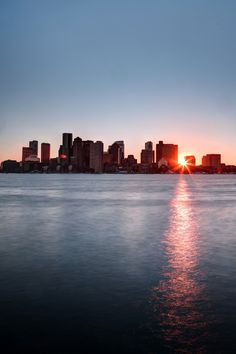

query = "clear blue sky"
[1,0,236,164]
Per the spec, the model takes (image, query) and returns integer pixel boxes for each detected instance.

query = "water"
[0,174,236,353]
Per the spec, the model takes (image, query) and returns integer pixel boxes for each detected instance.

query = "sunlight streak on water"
[152,177,213,353]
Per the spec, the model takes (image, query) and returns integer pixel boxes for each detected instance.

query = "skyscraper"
[145,141,153,151]
[108,142,121,165]
[62,133,73,163]
[114,141,125,162]
[141,141,154,164]
[90,141,104,173]
[29,140,38,156]
[156,141,178,167]
[22,147,33,162]
[72,137,83,170]
[41,143,50,163]
[82,140,93,170]
[63,133,73,150]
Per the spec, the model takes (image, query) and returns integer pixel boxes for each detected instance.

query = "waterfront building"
[62,133,73,163]
[103,152,114,172]
[202,154,221,169]
[72,137,83,171]
[41,143,50,163]
[123,155,138,172]
[22,147,33,162]
[49,158,60,172]
[145,141,153,151]
[90,141,104,173]
[184,155,196,166]
[114,141,125,162]
[63,133,73,150]
[141,150,154,164]
[1,160,20,173]
[103,152,113,165]
[58,145,66,159]
[25,155,40,162]
[156,141,178,168]
[82,140,93,170]
[141,141,154,164]
[125,154,137,165]
[108,142,121,165]
[23,155,41,173]
[158,157,168,168]
[29,140,38,156]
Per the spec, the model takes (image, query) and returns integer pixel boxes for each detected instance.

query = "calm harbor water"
[0,174,236,353]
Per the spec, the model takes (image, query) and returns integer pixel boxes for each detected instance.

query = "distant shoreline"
[1,172,235,175]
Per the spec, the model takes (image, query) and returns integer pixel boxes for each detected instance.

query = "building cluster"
[1,133,236,174]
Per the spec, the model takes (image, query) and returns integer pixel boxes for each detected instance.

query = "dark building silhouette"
[22,155,41,172]
[29,140,38,156]
[141,150,154,164]
[184,155,196,166]
[108,142,121,165]
[82,140,93,170]
[123,155,137,172]
[61,133,73,163]
[202,154,221,169]
[58,145,64,158]
[114,141,125,163]
[49,157,60,172]
[156,141,178,168]
[141,141,154,164]
[103,152,114,172]
[1,160,20,173]
[8,132,232,174]
[72,137,83,171]
[90,141,104,172]
[103,152,113,164]
[145,141,153,151]
[63,133,73,149]
[41,143,50,163]
[22,147,33,162]
[221,164,236,173]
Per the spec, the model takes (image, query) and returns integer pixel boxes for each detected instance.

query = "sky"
[1,0,236,164]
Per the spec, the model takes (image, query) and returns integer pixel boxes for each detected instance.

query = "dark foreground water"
[0,174,236,353]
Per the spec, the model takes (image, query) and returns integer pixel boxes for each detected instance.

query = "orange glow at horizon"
[1,140,236,166]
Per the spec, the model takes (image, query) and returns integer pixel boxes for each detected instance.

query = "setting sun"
[179,156,187,166]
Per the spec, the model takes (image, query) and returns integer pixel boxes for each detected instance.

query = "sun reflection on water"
[152,177,210,353]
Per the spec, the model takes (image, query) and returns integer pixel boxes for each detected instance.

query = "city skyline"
[1,1,236,165]
[2,132,234,175]
[1,132,231,166]
[0,131,235,166]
